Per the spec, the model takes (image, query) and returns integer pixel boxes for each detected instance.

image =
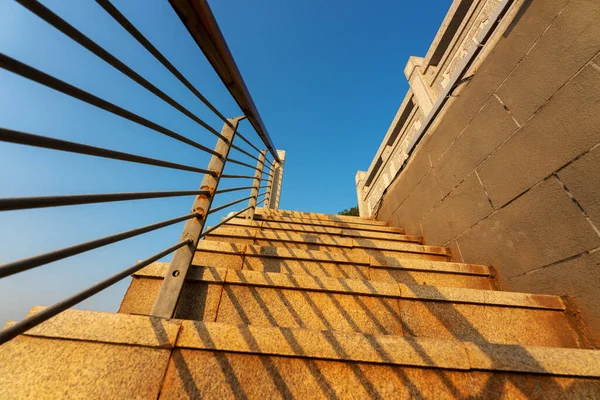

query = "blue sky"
[0,0,450,324]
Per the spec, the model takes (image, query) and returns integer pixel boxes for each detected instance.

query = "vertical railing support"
[268,150,286,210]
[263,163,275,209]
[150,116,245,319]
[246,149,266,220]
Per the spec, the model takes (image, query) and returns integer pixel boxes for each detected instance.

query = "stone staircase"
[2,208,600,398]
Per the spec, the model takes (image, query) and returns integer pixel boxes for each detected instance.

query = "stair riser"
[160,350,600,399]
[120,277,578,348]
[256,210,388,226]
[225,220,421,243]
[205,236,449,261]
[252,216,404,233]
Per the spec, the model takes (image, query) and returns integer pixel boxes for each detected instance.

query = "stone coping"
[8,308,599,377]
[3,307,181,348]
[196,241,490,276]
[133,266,561,311]
[205,227,449,256]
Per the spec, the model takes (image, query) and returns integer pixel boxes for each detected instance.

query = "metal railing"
[0,0,284,344]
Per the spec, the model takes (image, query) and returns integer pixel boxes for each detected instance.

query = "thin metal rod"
[17,0,227,143]
[0,128,215,176]
[234,132,262,155]
[256,198,266,207]
[221,174,256,180]
[230,143,262,164]
[0,53,220,157]
[257,192,266,198]
[95,0,231,129]
[214,186,253,195]
[0,240,189,345]
[0,213,197,279]
[0,190,209,212]
[208,196,252,215]
[200,206,251,237]
[227,157,262,172]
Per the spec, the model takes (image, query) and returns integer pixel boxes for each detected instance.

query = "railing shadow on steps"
[165,236,582,397]
[0,0,284,344]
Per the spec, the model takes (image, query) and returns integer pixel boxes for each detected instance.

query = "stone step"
[251,214,406,233]
[204,227,450,261]
[4,308,599,398]
[225,218,422,243]
[193,241,494,289]
[120,266,582,349]
[255,207,387,226]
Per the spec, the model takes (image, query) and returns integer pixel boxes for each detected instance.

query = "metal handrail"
[0,0,284,344]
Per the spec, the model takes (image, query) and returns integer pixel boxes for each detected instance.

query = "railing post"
[268,150,286,210]
[150,116,244,319]
[263,163,275,209]
[245,149,266,220]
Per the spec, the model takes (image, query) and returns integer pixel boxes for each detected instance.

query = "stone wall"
[377,0,600,345]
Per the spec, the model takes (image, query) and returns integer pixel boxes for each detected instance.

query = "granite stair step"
[120,265,582,349]
[255,208,388,226]
[3,308,599,398]
[224,218,422,243]
[249,214,405,233]
[204,227,450,261]
[193,241,494,289]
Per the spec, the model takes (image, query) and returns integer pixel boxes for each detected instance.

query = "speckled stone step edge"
[250,215,405,233]
[205,227,450,257]
[6,308,600,377]
[134,265,560,311]
[196,241,490,276]
[255,208,388,226]
[224,219,422,243]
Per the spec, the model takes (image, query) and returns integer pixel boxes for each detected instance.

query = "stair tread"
[249,214,405,233]
[6,307,600,378]
[195,240,490,275]
[133,263,559,310]
[256,208,388,226]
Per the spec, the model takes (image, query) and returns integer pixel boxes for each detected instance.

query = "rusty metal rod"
[214,186,253,195]
[0,213,197,279]
[95,0,230,129]
[16,0,227,143]
[0,240,190,345]
[0,190,209,212]
[221,174,256,180]
[230,143,262,164]
[0,53,220,158]
[227,157,262,172]
[207,196,253,215]
[200,206,251,237]
[0,128,215,176]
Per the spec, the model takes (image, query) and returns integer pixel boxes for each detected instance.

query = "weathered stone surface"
[254,214,403,233]
[371,268,493,290]
[433,96,519,198]
[369,256,490,275]
[225,270,400,297]
[194,241,246,269]
[16,307,180,348]
[508,251,600,346]
[456,177,600,277]
[421,173,494,245]
[231,218,344,234]
[245,245,370,265]
[466,342,600,376]
[353,238,448,255]
[558,144,600,229]
[159,350,473,399]
[400,300,580,348]
[392,169,443,235]
[242,257,370,280]
[353,248,450,262]
[496,0,600,124]
[176,321,469,369]
[216,285,403,335]
[257,208,388,225]
[0,336,170,400]
[478,63,600,207]
[341,229,421,242]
